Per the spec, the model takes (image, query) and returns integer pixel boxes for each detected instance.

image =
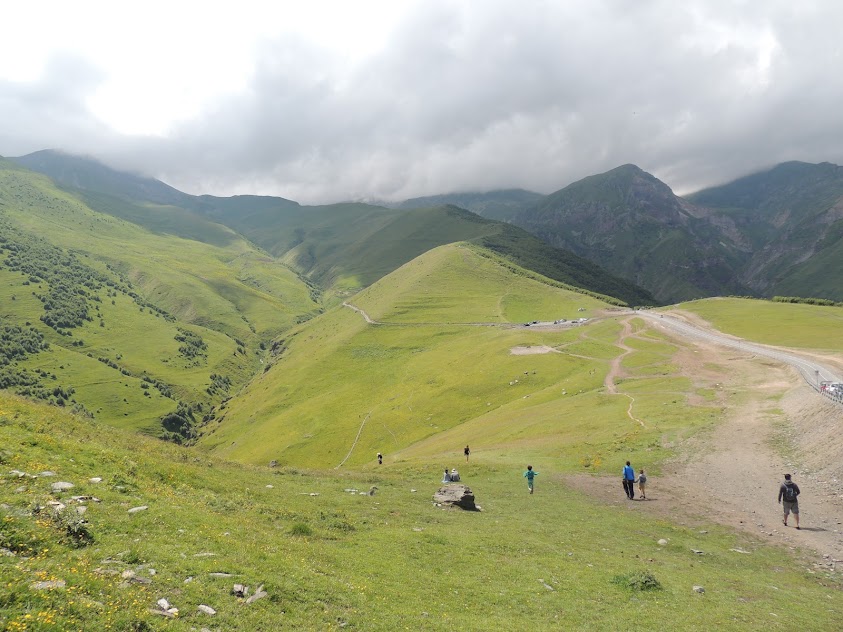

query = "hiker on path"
[377,452,383,465]
[636,468,647,500]
[524,465,538,494]
[778,473,801,529]
[464,445,470,462]
[442,468,451,483]
[622,461,636,499]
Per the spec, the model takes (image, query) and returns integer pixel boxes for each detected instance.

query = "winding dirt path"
[604,317,646,427]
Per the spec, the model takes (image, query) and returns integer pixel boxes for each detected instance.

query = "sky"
[1,0,841,204]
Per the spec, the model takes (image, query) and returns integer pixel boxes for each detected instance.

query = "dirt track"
[569,313,843,568]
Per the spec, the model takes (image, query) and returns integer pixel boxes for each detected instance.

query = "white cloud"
[1,0,842,202]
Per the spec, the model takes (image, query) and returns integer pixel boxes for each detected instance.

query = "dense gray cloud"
[2,0,843,202]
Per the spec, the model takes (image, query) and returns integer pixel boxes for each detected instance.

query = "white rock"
[156,598,170,610]
[198,604,217,615]
[128,506,148,514]
[40,471,56,477]
[657,539,668,546]
[89,477,103,483]
[693,585,705,593]
[51,481,75,492]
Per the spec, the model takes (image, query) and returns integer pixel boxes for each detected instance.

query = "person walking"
[622,461,636,499]
[524,465,538,494]
[464,445,470,462]
[636,468,647,500]
[778,473,801,529]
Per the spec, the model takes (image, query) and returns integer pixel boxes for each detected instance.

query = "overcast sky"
[1,0,841,203]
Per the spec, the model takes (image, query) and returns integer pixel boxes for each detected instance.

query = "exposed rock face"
[433,484,478,511]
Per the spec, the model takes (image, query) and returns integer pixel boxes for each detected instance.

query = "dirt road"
[570,313,843,569]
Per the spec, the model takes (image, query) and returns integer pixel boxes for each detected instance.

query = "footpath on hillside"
[571,312,843,569]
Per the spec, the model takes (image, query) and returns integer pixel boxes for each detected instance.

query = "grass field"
[2,393,841,631]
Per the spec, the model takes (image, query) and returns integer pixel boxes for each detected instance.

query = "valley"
[1,154,843,630]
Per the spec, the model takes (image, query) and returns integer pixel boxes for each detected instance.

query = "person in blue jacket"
[622,461,636,499]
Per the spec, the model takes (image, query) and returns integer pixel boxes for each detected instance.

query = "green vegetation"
[202,246,702,469]
[2,394,841,631]
[0,158,319,438]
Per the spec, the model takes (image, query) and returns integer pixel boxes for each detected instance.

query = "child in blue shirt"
[524,465,538,494]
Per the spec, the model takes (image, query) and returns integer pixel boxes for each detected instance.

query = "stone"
[232,584,248,598]
[40,471,56,477]
[32,580,66,590]
[693,585,705,593]
[157,598,171,610]
[89,477,103,483]
[197,604,217,615]
[432,484,478,511]
[51,481,75,492]
[246,585,267,604]
[128,506,148,514]
[269,460,278,467]
[657,539,668,546]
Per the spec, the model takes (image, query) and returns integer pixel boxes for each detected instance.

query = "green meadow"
[2,394,841,631]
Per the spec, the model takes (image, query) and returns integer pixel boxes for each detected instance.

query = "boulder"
[433,484,478,511]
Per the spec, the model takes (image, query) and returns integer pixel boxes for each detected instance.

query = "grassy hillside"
[0,159,318,437]
[11,151,655,307]
[204,245,697,469]
[3,387,842,630]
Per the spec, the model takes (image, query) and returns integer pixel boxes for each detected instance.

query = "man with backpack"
[778,473,801,529]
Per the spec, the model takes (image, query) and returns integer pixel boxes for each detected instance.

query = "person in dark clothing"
[778,473,801,529]
[622,461,636,499]
[377,452,383,465]
[464,445,470,462]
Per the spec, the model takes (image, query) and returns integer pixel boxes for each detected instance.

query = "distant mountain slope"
[687,161,843,300]
[511,164,753,304]
[12,150,190,207]
[397,188,542,220]
[14,150,653,306]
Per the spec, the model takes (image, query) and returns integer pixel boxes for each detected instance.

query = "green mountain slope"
[511,165,752,304]
[202,244,651,467]
[687,161,843,300]
[397,188,543,220]
[14,151,654,307]
[0,158,318,436]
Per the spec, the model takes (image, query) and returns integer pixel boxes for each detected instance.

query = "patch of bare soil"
[567,316,843,570]
[509,345,559,355]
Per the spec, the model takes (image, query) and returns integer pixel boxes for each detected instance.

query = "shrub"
[612,571,662,591]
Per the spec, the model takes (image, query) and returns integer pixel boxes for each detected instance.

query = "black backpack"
[783,483,798,502]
